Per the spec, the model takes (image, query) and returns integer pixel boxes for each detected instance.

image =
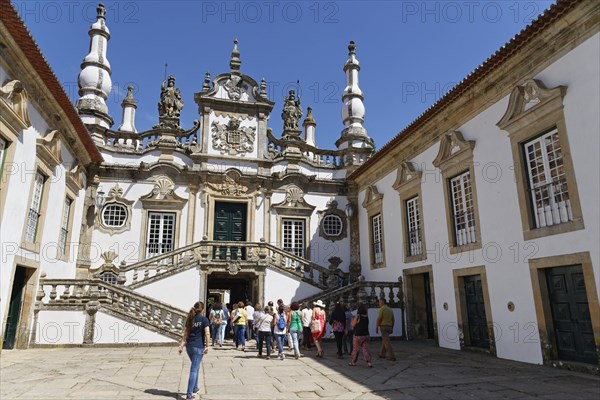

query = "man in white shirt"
[245,301,255,341]
[301,303,313,350]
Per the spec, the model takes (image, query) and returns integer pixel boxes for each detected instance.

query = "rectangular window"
[450,171,477,246]
[372,214,384,264]
[406,196,422,256]
[25,172,46,243]
[146,212,176,261]
[524,128,572,229]
[58,198,72,254]
[283,218,305,258]
[0,137,7,179]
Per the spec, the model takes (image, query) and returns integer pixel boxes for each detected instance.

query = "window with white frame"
[371,214,384,264]
[322,214,343,237]
[524,128,573,229]
[450,171,477,246]
[25,171,46,243]
[146,212,176,260]
[405,196,422,256]
[58,198,72,254]
[283,218,305,259]
[102,203,128,227]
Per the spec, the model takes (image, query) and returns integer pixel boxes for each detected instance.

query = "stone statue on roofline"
[282,89,302,140]
[155,75,184,129]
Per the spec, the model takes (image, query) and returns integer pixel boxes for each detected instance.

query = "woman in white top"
[255,306,274,359]
[273,305,288,360]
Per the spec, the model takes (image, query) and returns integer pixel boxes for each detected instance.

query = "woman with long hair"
[274,304,288,359]
[311,300,327,358]
[329,302,347,359]
[233,301,247,351]
[179,301,210,399]
[348,304,372,368]
[288,301,303,359]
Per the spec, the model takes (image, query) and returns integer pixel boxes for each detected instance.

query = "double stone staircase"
[33,239,404,345]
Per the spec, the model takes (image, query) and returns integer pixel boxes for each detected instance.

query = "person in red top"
[311,300,327,357]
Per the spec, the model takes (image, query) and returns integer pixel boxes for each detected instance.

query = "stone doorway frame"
[453,265,496,356]
[529,251,600,367]
[200,266,265,308]
[403,265,437,343]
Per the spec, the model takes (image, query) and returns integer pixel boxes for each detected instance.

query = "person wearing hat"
[311,300,327,357]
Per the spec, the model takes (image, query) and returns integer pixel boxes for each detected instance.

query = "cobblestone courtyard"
[1,341,599,399]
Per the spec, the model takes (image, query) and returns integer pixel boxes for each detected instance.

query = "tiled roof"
[0,0,103,163]
[349,0,581,180]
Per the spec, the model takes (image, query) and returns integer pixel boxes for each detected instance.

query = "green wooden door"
[464,274,489,349]
[3,268,26,349]
[546,265,596,364]
[213,202,246,260]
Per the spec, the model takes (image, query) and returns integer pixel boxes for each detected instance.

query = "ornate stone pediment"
[140,175,187,210]
[66,164,85,192]
[272,185,315,216]
[0,79,31,129]
[206,170,249,197]
[497,79,566,131]
[393,162,422,192]
[211,118,256,155]
[96,183,135,235]
[36,129,63,169]
[361,185,383,210]
[432,131,475,169]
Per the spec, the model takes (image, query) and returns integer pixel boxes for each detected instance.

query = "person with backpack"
[209,303,225,347]
[288,301,303,359]
[273,304,288,360]
[220,304,229,345]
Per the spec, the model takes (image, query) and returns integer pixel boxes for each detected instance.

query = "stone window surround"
[403,264,437,343]
[280,217,309,259]
[20,162,52,253]
[95,185,134,236]
[393,162,427,263]
[317,204,348,242]
[0,131,17,222]
[452,265,496,356]
[496,79,584,240]
[433,131,483,255]
[362,185,385,270]
[528,251,600,367]
[204,194,255,244]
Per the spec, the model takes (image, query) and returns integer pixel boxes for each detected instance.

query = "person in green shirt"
[375,298,396,361]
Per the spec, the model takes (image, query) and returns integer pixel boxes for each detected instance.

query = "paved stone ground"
[1,340,599,399]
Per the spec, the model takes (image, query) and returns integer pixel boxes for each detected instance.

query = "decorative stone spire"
[303,106,317,147]
[340,41,366,138]
[230,39,241,75]
[260,78,267,96]
[117,86,137,132]
[76,3,114,130]
[202,72,211,92]
[336,41,374,170]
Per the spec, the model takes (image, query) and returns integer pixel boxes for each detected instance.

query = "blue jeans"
[257,331,272,356]
[210,324,220,345]
[276,333,286,354]
[290,329,301,355]
[234,324,246,348]
[185,345,204,397]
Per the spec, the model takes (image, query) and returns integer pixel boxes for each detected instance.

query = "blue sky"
[16,0,554,149]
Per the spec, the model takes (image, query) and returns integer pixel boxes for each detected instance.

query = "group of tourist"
[178,298,396,399]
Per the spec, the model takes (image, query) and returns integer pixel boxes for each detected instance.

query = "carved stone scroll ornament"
[211,118,256,155]
[206,171,248,196]
[227,261,241,275]
[0,79,31,126]
[224,74,244,101]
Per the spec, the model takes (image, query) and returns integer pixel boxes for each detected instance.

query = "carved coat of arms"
[212,118,256,155]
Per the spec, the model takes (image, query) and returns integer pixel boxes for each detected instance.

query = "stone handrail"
[36,278,186,341]
[101,121,200,153]
[299,278,405,311]
[266,130,343,169]
[118,239,347,290]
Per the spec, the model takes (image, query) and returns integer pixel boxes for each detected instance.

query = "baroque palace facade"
[1,0,598,370]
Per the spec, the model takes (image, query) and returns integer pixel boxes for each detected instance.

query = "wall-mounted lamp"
[95,188,106,210]
[344,203,354,218]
